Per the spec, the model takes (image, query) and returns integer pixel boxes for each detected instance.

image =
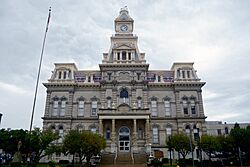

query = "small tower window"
[58,71,62,79]
[117,52,120,60]
[137,73,141,80]
[187,71,190,78]
[122,51,126,60]
[182,71,186,78]
[88,76,91,82]
[63,71,67,79]
[128,52,131,60]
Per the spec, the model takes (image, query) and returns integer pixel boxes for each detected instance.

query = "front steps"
[116,153,133,165]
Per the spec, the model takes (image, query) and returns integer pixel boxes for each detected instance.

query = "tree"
[28,128,59,162]
[170,133,194,160]
[63,130,106,164]
[199,135,222,161]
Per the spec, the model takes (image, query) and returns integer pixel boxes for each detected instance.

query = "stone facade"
[42,7,207,160]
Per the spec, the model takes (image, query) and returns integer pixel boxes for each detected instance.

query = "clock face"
[120,24,128,32]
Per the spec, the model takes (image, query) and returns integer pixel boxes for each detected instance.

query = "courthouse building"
[42,7,207,161]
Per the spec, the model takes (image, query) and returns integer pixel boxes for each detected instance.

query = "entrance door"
[119,126,130,152]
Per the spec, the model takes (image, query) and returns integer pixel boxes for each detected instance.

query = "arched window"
[120,89,128,98]
[58,126,64,143]
[120,89,129,104]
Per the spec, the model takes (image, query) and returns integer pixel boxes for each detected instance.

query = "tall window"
[78,100,84,116]
[120,89,129,104]
[164,100,171,116]
[122,51,126,60]
[106,128,111,139]
[151,100,157,117]
[183,100,188,115]
[63,71,67,79]
[53,100,59,116]
[152,127,159,143]
[191,100,196,114]
[60,100,66,116]
[91,101,98,116]
[187,71,190,78]
[128,52,131,60]
[58,126,64,143]
[117,52,120,60]
[137,98,142,108]
[182,71,186,78]
[138,128,143,139]
[166,127,172,136]
[88,76,91,82]
[58,71,62,79]
[107,98,111,108]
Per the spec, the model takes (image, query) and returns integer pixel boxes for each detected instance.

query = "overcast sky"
[0,0,250,129]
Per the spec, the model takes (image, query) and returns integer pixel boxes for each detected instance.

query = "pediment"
[113,44,134,50]
[117,103,131,112]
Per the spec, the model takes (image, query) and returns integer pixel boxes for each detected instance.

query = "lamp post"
[186,128,194,167]
[194,128,203,167]
[166,128,172,166]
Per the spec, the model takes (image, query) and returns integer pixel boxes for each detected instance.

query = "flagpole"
[29,7,51,132]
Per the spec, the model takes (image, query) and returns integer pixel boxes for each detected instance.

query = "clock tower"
[102,6,146,64]
[115,6,134,35]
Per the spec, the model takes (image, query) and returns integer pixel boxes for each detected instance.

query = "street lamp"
[194,128,203,167]
[186,128,194,167]
[166,127,172,166]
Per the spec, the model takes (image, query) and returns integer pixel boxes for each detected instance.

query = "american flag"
[147,73,156,82]
[163,71,174,82]
[46,7,51,32]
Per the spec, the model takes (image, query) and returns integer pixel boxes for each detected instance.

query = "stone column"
[145,119,150,143]
[44,90,51,117]
[99,119,103,136]
[133,119,138,151]
[111,119,116,153]
[66,91,74,118]
[197,90,205,117]
[175,91,181,117]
